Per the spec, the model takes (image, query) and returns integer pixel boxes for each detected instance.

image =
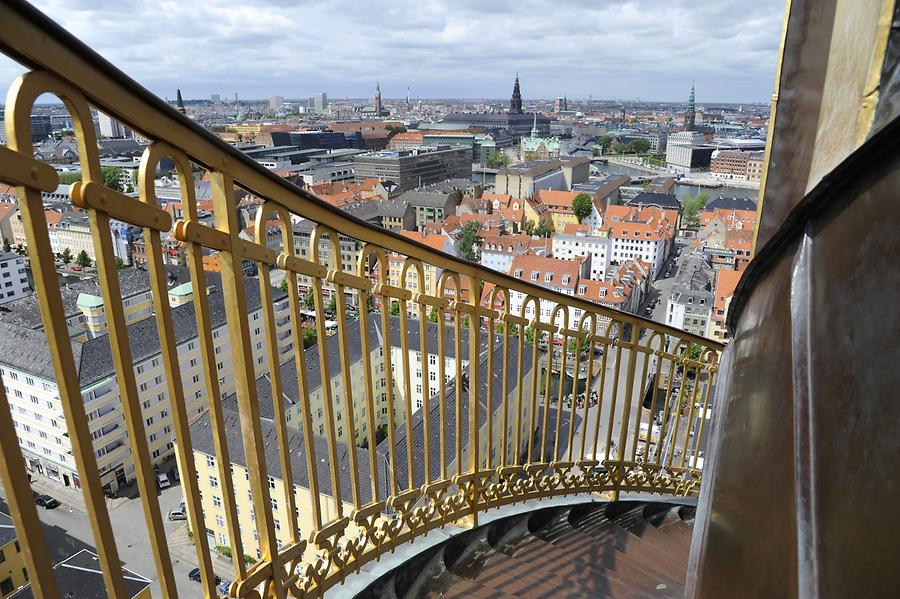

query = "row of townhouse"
[0,275,290,494]
[503,253,652,334]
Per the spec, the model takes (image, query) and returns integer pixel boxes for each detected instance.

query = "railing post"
[467,274,481,528]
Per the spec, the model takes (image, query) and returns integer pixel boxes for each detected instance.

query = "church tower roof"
[510,74,523,114]
[685,83,696,131]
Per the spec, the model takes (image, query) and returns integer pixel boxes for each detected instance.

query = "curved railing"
[0,2,723,598]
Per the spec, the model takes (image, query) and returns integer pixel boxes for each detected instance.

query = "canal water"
[594,162,759,202]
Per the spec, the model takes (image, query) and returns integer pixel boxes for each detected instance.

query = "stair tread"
[508,527,685,592]
[405,502,694,599]
[465,552,658,599]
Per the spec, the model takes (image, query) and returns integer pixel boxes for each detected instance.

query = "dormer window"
[562,275,571,285]
[599,288,607,298]
[578,285,586,294]
[514,269,523,278]
[544,273,552,282]
[530,271,539,281]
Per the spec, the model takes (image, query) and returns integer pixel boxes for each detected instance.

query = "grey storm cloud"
[0,0,785,103]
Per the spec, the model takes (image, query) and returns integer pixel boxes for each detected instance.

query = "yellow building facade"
[0,513,27,599]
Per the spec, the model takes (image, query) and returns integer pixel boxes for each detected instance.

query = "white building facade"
[0,253,29,304]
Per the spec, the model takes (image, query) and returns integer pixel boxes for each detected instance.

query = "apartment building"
[398,187,461,230]
[605,205,676,277]
[480,233,548,274]
[0,253,29,305]
[387,230,456,319]
[574,259,652,317]
[0,202,15,245]
[0,278,290,493]
[551,225,610,280]
[352,147,472,192]
[494,157,589,200]
[507,254,588,330]
[0,513,27,599]
[187,325,534,557]
[0,265,192,341]
[54,212,95,262]
[707,269,743,341]
[666,255,715,336]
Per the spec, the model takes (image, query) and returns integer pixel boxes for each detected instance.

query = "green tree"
[524,325,542,346]
[628,139,651,154]
[428,307,439,323]
[75,250,92,268]
[592,146,601,157]
[304,289,315,310]
[57,171,82,185]
[596,135,613,151]
[365,291,375,313]
[327,294,337,314]
[302,327,317,349]
[279,279,289,293]
[385,124,407,138]
[611,141,628,154]
[682,191,710,229]
[458,221,480,262]
[523,219,536,236]
[114,257,125,269]
[567,336,590,355]
[101,166,125,192]
[486,151,511,168]
[14,244,26,256]
[389,301,400,317]
[572,193,593,223]
[2,238,11,253]
[535,217,554,237]
[60,248,73,264]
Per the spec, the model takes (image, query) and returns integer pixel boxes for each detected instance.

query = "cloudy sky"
[3,0,785,104]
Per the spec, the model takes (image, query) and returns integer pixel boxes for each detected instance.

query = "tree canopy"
[75,250,92,268]
[100,166,125,192]
[628,139,651,154]
[682,191,710,229]
[572,193,593,223]
[486,151,511,168]
[458,221,481,262]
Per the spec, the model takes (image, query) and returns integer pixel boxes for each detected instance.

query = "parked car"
[168,505,186,521]
[218,580,233,595]
[34,494,60,509]
[188,567,221,585]
[70,266,81,271]
[157,473,171,489]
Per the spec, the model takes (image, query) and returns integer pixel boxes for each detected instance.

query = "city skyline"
[0,0,785,104]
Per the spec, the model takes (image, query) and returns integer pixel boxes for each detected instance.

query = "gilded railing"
[0,2,723,598]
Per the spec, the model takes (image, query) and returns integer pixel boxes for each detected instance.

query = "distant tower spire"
[510,74,523,113]
[406,86,411,111]
[176,88,186,114]
[374,81,383,116]
[531,112,539,137]
[685,82,696,131]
